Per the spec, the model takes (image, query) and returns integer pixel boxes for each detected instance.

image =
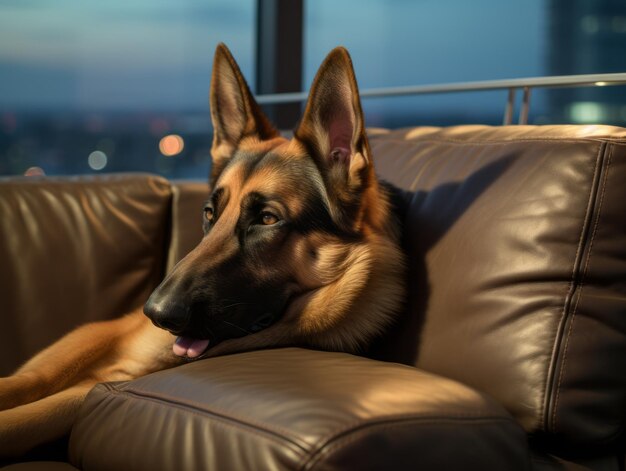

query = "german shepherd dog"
[0,44,405,457]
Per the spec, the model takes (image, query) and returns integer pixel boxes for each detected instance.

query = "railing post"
[503,88,516,125]
[518,87,532,125]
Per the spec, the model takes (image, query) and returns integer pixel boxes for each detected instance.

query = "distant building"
[547,0,626,125]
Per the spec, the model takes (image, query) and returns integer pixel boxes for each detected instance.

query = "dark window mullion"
[256,0,303,129]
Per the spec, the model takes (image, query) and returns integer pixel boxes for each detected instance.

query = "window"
[304,0,626,128]
[2,1,625,177]
[0,0,255,177]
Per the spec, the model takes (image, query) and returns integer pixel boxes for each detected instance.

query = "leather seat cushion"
[68,348,529,471]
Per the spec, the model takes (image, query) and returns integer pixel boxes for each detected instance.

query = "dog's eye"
[204,207,214,221]
[261,211,279,225]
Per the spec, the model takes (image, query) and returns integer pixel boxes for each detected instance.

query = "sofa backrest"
[0,174,206,376]
[164,180,208,273]
[368,125,626,454]
[371,126,626,454]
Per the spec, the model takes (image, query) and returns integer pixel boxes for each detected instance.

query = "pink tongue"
[173,336,210,358]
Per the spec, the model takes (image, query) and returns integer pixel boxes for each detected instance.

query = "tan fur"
[0,311,177,456]
[0,43,405,458]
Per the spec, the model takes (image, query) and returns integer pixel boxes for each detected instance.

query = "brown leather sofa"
[1,125,625,470]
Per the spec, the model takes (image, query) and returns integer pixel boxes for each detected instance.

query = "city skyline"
[1,0,546,115]
[1,0,625,178]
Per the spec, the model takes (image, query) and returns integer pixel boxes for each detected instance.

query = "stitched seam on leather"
[542,141,606,433]
[105,387,310,454]
[115,386,502,441]
[370,137,626,145]
[301,416,523,471]
[111,385,510,462]
[550,143,613,432]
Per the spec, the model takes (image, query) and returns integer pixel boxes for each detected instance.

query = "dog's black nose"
[144,294,189,333]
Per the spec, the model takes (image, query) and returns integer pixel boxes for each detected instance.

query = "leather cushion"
[165,180,208,273]
[0,174,172,375]
[368,125,626,449]
[68,348,529,471]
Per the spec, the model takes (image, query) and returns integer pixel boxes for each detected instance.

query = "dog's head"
[144,44,402,359]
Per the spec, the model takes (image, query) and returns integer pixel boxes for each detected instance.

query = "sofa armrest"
[0,174,173,375]
[68,348,529,470]
[165,180,207,272]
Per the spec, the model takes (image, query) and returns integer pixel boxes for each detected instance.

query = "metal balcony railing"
[255,73,626,125]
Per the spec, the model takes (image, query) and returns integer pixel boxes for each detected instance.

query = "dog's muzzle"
[143,293,190,334]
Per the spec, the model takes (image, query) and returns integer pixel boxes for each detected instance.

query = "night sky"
[0,0,546,114]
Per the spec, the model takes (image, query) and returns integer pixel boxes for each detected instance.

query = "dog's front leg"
[0,310,178,411]
[0,382,94,458]
[0,312,140,411]
[0,311,180,457]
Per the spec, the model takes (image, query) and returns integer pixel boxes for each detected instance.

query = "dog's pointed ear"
[209,43,279,183]
[295,47,372,193]
[295,47,377,231]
